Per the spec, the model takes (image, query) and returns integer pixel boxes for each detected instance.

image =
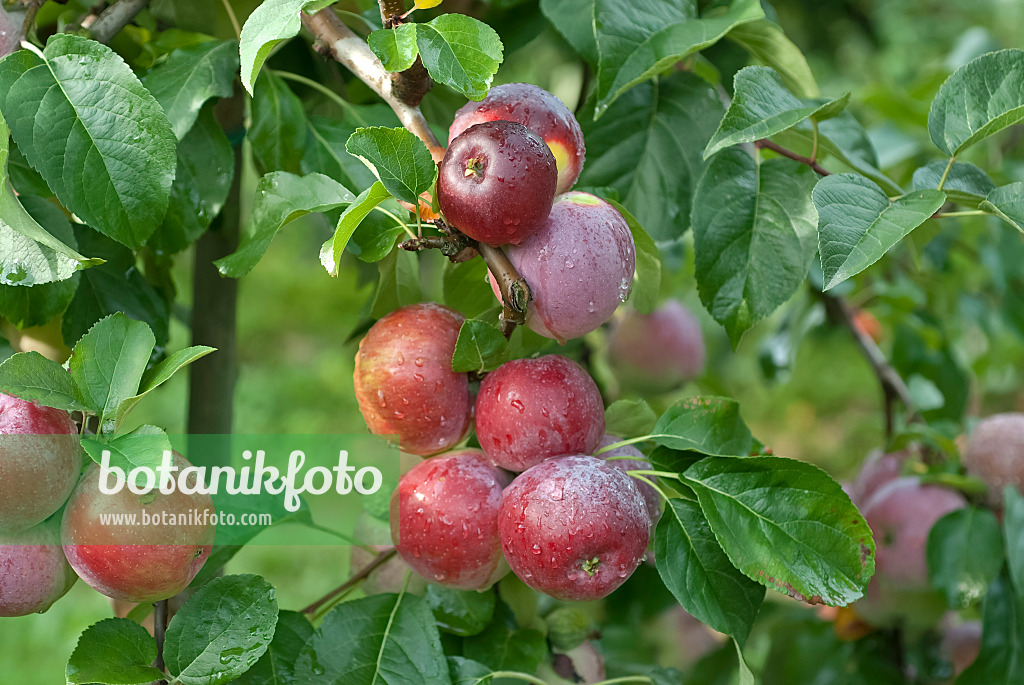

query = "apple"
[449,83,586,194]
[964,412,1024,505]
[498,455,649,601]
[596,434,661,523]
[0,393,82,533]
[607,300,705,390]
[0,519,77,616]
[849,449,910,505]
[476,355,605,472]
[437,120,557,246]
[354,303,474,456]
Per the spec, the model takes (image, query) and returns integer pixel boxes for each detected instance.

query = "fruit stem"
[476,243,533,337]
[301,549,397,615]
[755,139,830,176]
[472,673,550,685]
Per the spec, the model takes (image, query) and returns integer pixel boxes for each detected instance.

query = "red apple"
[476,355,605,472]
[354,303,474,456]
[0,393,82,533]
[607,300,705,390]
[61,452,215,603]
[437,120,557,246]
[0,519,77,616]
[390,449,510,590]
[964,413,1024,505]
[499,455,650,601]
[596,434,661,522]
[491,192,635,343]
[849,449,910,505]
[449,83,586,194]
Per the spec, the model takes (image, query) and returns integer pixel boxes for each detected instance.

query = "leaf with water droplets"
[66,618,165,685]
[452,319,508,373]
[233,611,313,685]
[163,574,280,685]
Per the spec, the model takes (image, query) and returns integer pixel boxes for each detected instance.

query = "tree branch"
[477,243,531,337]
[755,139,831,176]
[153,599,168,683]
[87,0,150,44]
[302,549,397,615]
[374,0,432,105]
[301,8,444,161]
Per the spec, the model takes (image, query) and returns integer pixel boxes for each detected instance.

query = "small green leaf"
[683,456,875,606]
[726,19,819,98]
[0,351,88,412]
[239,0,334,94]
[448,657,492,685]
[114,345,216,429]
[320,181,393,276]
[68,312,156,419]
[655,499,765,644]
[82,425,172,472]
[911,160,994,208]
[928,48,1024,156]
[368,23,419,72]
[452,319,508,373]
[442,258,494,319]
[250,71,307,175]
[927,507,1004,609]
[605,398,658,437]
[652,396,753,456]
[814,174,946,290]
[424,584,496,637]
[346,127,437,205]
[605,199,660,313]
[1003,487,1024,597]
[980,182,1024,233]
[415,14,503,101]
[65,618,164,685]
[233,610,313,685]
[163,575,280,685]
[463,604,547,674]
[371,248,422,319]
[217,172,354,278]
[704,66,849,159]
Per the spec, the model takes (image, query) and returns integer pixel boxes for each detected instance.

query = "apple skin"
[390,449,511,590]
[941,621,982,676]
[61,452,215,603]
[849,449,909,506]
[437,120,557,246]
[476,355,605,473]
[449,83,586,194]
[498,455,649,601]
[607,300,705,390]
[0,393,82,533]
[0,519,78,616]
[354,303,474,457]
[491,192,635,343]
[596,434,661,523]
[964,412,1024,505]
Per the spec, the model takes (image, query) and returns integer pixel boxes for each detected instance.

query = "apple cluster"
[437,84,637,343]
[354,303,660,601]
[0,393,215,616]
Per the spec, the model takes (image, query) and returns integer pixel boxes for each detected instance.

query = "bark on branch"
[87,0,150,44]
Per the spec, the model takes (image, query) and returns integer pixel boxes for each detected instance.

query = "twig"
[755,139,831,176]
[476,243,531,337]
[302,549,397,615]
[87,0,150,44]
[13,0,42,45]
[153,599,168,681]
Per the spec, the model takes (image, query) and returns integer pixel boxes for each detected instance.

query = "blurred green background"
[3,0,1024,681]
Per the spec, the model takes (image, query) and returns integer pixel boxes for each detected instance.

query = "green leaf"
[956,575,1024,685]
[61,225,170,347]
[683,456,875,606]
[911,160,994,208]
[368,23,419,73]
[143,39,239,139]
[164,575,280,685]
[319,181,392,276]
[0,351,88,412]
[452,319,508,373]
[928,48,1024,156]
[349,210,408,263]
[371,248,421,319]
[346,127,437,205]
[463,604,547,674]
[726,19,819,98]
[216,172,354,278]
[980,182,1024,233]
[415,14,503,101]
[302,115,383,191]
[239,0,333,94]
[151,104,235,255]
[579,74,725,243]
[82,425,172,472]
[424,584,496,637]
[442,258,494,319]
[605,398,658,437]
[814,174,946,290]
[448,657,492,685]
[234,611,313,685]
[655,499,765,644]
[65,618,164,685]
[293,592,452,684]
[606,199,660,313]
[68,312,156,419]
[704,66,849,159]
[250,71,307,174]
[926,506,1004,609]
[114,345,215,429]
[1003,487,1024,597]
[652,396,753,456]
[692,151,819,345]
[0,35,177,249]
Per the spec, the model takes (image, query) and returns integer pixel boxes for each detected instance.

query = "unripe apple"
[0,518,77,616]
[607,300,705,390]
[449,83,586,194]
[0,393,82,533]
[964,413,1024,505]
[476,355,605,472]
[353,303,474,456]
[437,120,557,246]
[491,192,635,343]
[390,449,510,590]
[61,452,215,603]
[499,455,649,601]
[596,434,661,523]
